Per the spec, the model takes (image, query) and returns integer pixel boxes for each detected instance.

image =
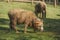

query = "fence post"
[7,0,10,3]
[7,0,12,3]
[32,0,34,5]
[49,0,51,4]
[54,0,57,8]
[42,0,44,2]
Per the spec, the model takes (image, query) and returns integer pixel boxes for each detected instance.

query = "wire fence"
[0,0,60,5]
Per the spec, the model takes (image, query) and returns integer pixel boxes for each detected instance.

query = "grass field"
[0,2,60,40]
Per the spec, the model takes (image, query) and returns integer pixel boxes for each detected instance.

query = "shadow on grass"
[0,18,9,25]
[54,35,60,40]
[0,26,10,34]
[44,18,60,40]
[0,26,9,30]
[57,14,60,16]
[44,18,60,33]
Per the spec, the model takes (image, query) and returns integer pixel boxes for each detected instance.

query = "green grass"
[0,2,60,40]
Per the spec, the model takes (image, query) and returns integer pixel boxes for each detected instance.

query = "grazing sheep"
[8,9,43,33]
[35,1,46,19]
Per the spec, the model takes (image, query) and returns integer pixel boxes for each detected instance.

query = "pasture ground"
[0,2,60,40]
